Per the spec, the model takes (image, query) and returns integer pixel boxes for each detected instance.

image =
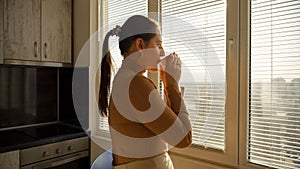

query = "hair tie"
[111,25,122,37]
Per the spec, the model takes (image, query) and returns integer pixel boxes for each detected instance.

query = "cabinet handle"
[42,151,50,157]
[44,43,48,58]
[34,41,38,57]
[68,145,74,151]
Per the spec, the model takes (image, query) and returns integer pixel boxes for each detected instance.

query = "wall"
[73,0,98,65]
[90,140,106,164]
[73,0,99,164]
[73,0,90,65]
[170,152,234,169]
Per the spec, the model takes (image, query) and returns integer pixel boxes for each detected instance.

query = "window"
[94,0,300,168]
[248,0,300,169]
[96,0,239,166]
[98,0,148,131]
[98,0,230,151]
[161,0,226,150]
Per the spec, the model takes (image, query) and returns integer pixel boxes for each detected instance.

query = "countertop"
[0,122,88,153]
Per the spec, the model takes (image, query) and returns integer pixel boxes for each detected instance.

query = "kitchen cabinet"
[4,0,72,66]
[41,0,72,63]
[0,150,20,169]
[0,0,3,64]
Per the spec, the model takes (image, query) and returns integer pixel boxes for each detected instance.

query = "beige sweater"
[108,58,192,165]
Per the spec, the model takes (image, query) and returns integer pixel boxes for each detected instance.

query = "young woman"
[99,15,192,169]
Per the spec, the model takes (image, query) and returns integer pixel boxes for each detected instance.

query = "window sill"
[91,131,112,150]
[169,146,237,168]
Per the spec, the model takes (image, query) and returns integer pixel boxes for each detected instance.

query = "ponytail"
[99,31,114,117]
[98,16,158,116]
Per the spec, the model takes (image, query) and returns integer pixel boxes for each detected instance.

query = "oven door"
[21,150,89,169]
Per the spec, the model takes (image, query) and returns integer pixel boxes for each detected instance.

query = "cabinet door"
[4,0,41,61]
[41,0,72,63]
[0,0,3,64]
[0,150,20,169]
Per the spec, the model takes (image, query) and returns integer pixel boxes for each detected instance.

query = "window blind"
[98,0,148,131]
[161,0,226,150]
[249,0,300,168]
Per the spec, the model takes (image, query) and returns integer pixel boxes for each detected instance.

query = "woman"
[99,15,192,169]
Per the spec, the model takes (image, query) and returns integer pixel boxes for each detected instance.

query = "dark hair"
[98,15,159,116]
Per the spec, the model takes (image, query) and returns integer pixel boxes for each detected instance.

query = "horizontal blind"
[249,0,300,168]
[161,0,226,150]
[99,0,148,131]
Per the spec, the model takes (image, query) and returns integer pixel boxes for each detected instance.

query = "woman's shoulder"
[113,70,157,90]
[131,73,157,89]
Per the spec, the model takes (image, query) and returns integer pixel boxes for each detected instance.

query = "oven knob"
[56,148,62,154]
[42,151,50,157]
[68,145,74,151]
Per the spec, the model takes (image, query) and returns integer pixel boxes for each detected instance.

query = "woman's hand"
[160,52,182,87]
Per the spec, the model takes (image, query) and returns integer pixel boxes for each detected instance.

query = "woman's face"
[140,34,165,70]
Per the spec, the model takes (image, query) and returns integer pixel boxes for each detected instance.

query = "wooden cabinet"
[0,0,3,64]
[41,0,71,63]
[4,0,40,62]
[4,0,72,65]
[0,150,20,169]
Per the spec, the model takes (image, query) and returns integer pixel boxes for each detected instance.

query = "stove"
[18,123,84,139]
[0,122,89,169]
[0,122,87,153]
[0,130,36,148]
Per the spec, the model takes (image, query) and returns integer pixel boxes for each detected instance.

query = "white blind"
[161,0,226,149]
[98,0,148,131]
[249,0,300,168]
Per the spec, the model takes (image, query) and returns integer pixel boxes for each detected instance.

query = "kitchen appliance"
[0,122,89,169]
[20,137,89,169]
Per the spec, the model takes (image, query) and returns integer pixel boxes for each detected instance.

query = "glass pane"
[161,0,226,150]
[249,0,300,168]
[98,0,148,131]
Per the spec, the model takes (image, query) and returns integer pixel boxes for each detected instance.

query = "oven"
[20,137,89,169]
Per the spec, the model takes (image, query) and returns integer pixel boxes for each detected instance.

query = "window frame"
[90,0,112,149]
[239,1,300,169]
[238,1,293,169]
[161,0,239,166]
[92,0,272,168]
[94,0,239,166]
[239,0,260,168]
[239,0,250,167]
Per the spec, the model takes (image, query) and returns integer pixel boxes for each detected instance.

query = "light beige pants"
[113,152,174,169]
